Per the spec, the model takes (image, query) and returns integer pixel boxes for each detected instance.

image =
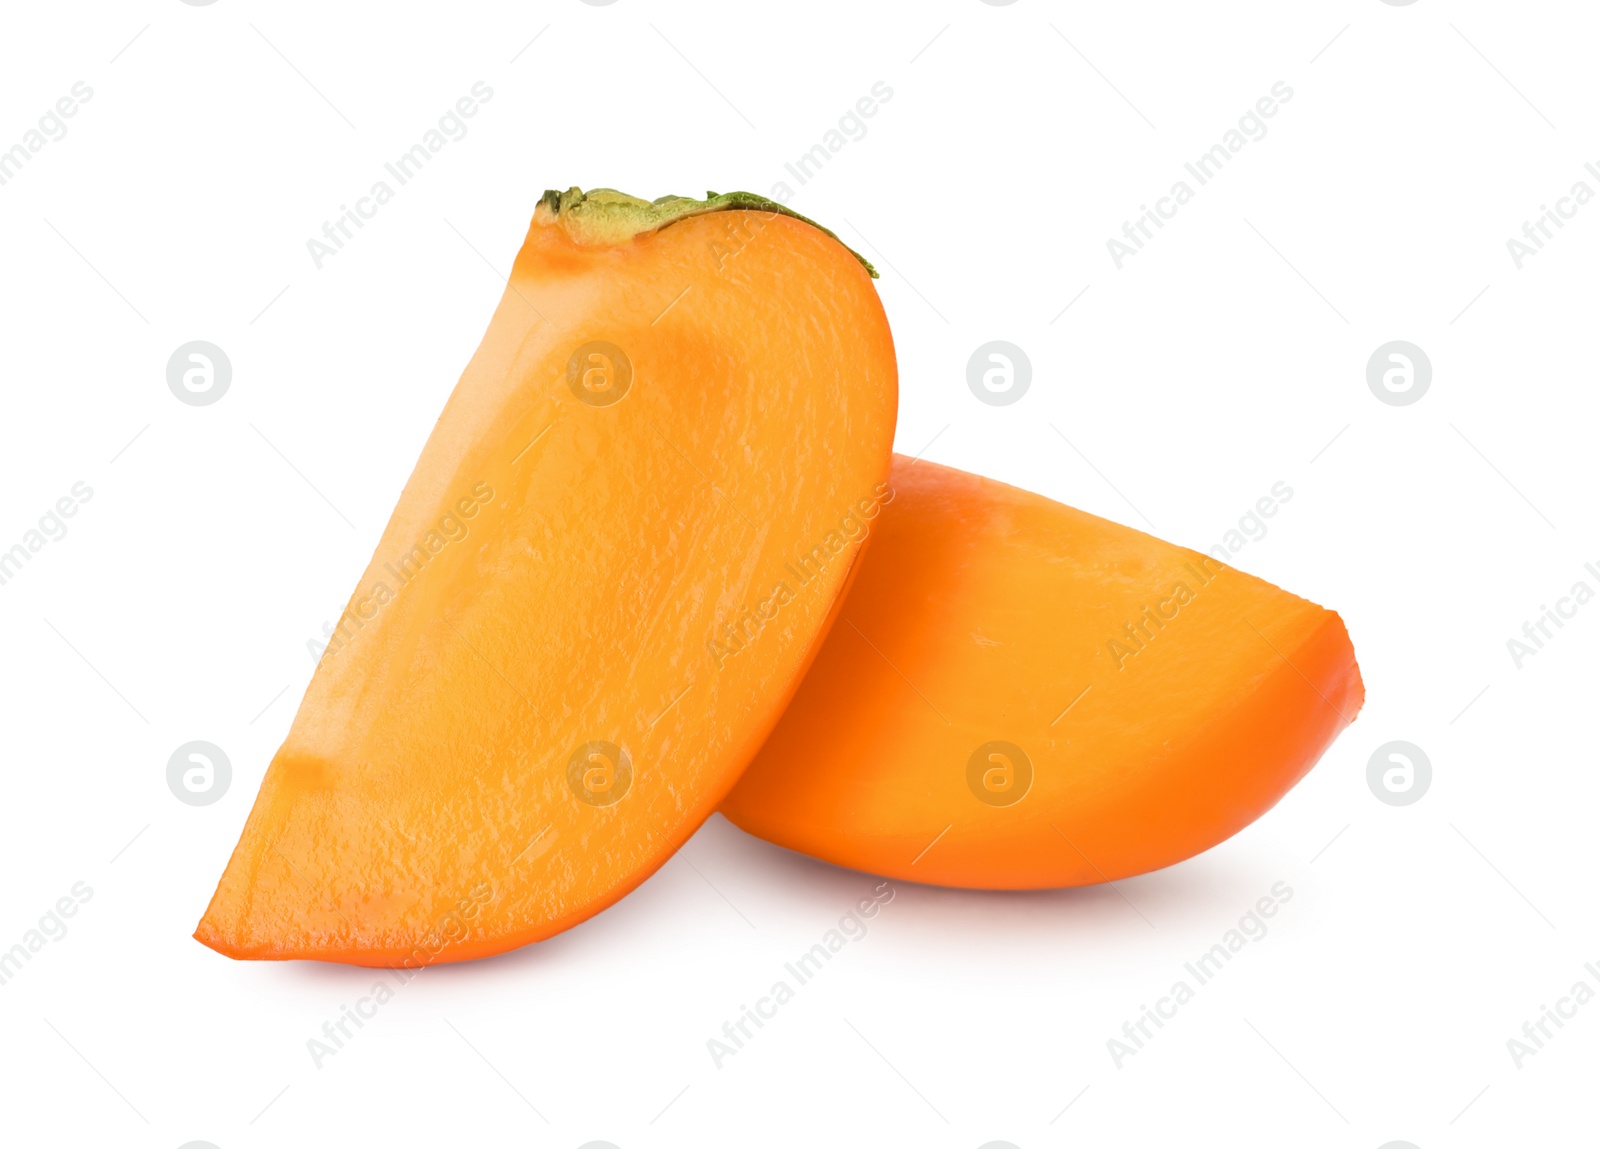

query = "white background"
[0,2,1595,1146]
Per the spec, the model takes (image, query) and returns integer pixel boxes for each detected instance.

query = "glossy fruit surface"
[722,455,1363,889]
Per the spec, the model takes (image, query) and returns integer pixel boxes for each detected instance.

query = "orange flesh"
[196,205,897,964]
[721,456,1363,889]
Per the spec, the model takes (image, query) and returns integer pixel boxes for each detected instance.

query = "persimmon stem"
[536,186,877,278]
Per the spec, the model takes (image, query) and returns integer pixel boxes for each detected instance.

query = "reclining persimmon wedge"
[721,455,1363,889]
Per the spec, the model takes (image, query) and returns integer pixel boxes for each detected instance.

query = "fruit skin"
[195,191,897,965]
[721,455,1364,890]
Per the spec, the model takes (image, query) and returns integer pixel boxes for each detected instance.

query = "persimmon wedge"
[196,189,897,964]
[721,455,1363,889]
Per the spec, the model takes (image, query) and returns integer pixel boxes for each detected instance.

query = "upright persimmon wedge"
[721,455,1362,889]
[196,189,897,964]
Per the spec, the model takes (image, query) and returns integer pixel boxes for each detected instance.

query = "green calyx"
[536,186,877,278]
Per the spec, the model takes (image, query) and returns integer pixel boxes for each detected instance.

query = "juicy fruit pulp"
[721,456,1363,890]
[196,191,898,964]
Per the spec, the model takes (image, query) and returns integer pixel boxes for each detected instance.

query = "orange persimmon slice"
[196,189,897,964]
[721,455,1363,889]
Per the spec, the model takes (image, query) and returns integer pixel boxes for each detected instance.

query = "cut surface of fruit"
[721,455,1363,890]
[196,189,897,964]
